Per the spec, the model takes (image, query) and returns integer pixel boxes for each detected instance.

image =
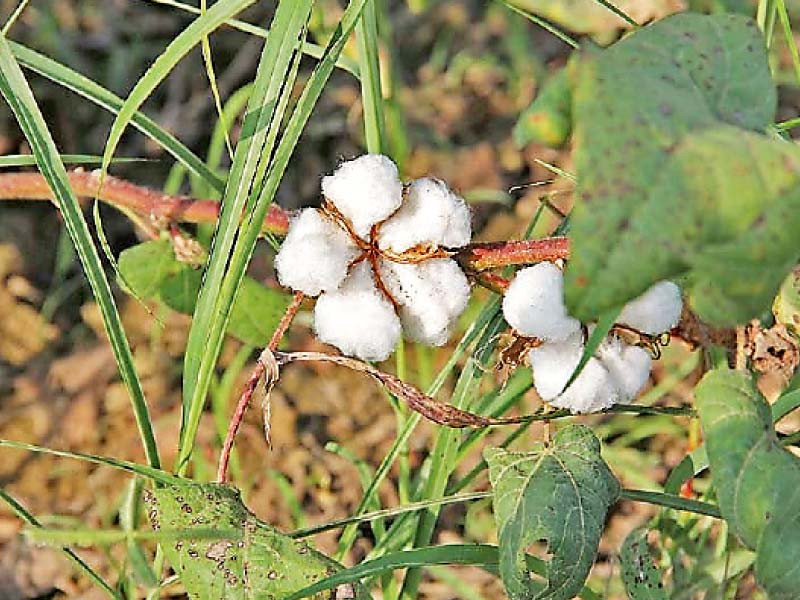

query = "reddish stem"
[216,291,304,483]
[0,170,290,235]
[0,172,574,272]
[457,237,570,271]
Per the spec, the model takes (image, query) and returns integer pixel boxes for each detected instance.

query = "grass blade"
[143,0,361,77]
[178,0,370,473]
[0,35,161,469]
[286,544,601,600]
[619,489,720,519]
[291,491,492,539]
[0,439,181,484]
[99,0,257,177]
[590,0,638,27]
[0,154,147,167]
[335,296,503,558]
[10,41,223,191]
[356,0,386,153]
[495,0,579,49]
[0,489,122,600]
[177,0,315,473]
[399,309,506,599]
[25,526,239,546]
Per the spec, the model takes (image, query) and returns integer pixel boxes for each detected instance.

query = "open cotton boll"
[380,259,470,346]
[275,208,360,296]
[313,262,401,361]
[530,331,619,413]
[617,280,682,335]
[597,337,652,400]
[502,262,581,342]
[549,359,619,414]
[378,178,471,252]
[321,154,403,238]
[528,331,583,400]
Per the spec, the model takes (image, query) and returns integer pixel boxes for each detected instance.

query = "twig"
[0,170,290,235]
[457,237,570,272]
[0,171,571,271]
[216,291,304,483]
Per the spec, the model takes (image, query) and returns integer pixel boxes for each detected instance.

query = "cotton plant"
[503,262,682,413]
[275,154,472,362]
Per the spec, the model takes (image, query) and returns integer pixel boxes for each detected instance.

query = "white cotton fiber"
[530,331,624,414]
[275,208,359,297]
[313,262,401,362]
[528,331,584,400]
[502,262,581,342]
[597,337,652,400]
[549,358,619,414]
[321,154,403,239]
[378,177,472,252]
[379,258,470,346]
[617,280,682,335]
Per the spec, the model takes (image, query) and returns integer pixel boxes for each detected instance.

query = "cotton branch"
[0,171,569,272]
[0,170,290,235]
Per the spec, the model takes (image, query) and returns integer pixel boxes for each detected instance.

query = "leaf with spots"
[620,528,667,600]
[695,368,800,599]
[485,425,620,600]
[563,13,800,327]
[145,483,372,600]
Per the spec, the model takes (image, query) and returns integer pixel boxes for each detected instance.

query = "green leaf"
[117,241,290,346]
[563,13,800,327]
[513,69,572,148]
[146,483,372,600]
[485,425,620,600]
[117,240,177,298]
[620,528,667,600]
[695,368,800,598]
[773,266,800,337]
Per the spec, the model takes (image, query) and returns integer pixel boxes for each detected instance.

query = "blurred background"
[1,1,798,597]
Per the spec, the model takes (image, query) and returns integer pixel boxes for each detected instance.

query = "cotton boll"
[380,258,470,346]
[597,337,652,400]
[618,280,682,335]
[530,331,619,413]
[549,358,619,414]
[502,262,581,342]
[275,208,360,296]
[313,262,401,361]
[378,177,471,252]
[321,154,403,238]
[528,331,583,400]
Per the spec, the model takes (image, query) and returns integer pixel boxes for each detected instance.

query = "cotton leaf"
[563,13,800,327]
[695,368,800,599]
[146,483,372,600]
[485,425,620,600]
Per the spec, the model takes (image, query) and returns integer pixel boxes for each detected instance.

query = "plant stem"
[0,170,289,234]
[0,171,570,272]
[457,237,570,271]
[215,291,304,483]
